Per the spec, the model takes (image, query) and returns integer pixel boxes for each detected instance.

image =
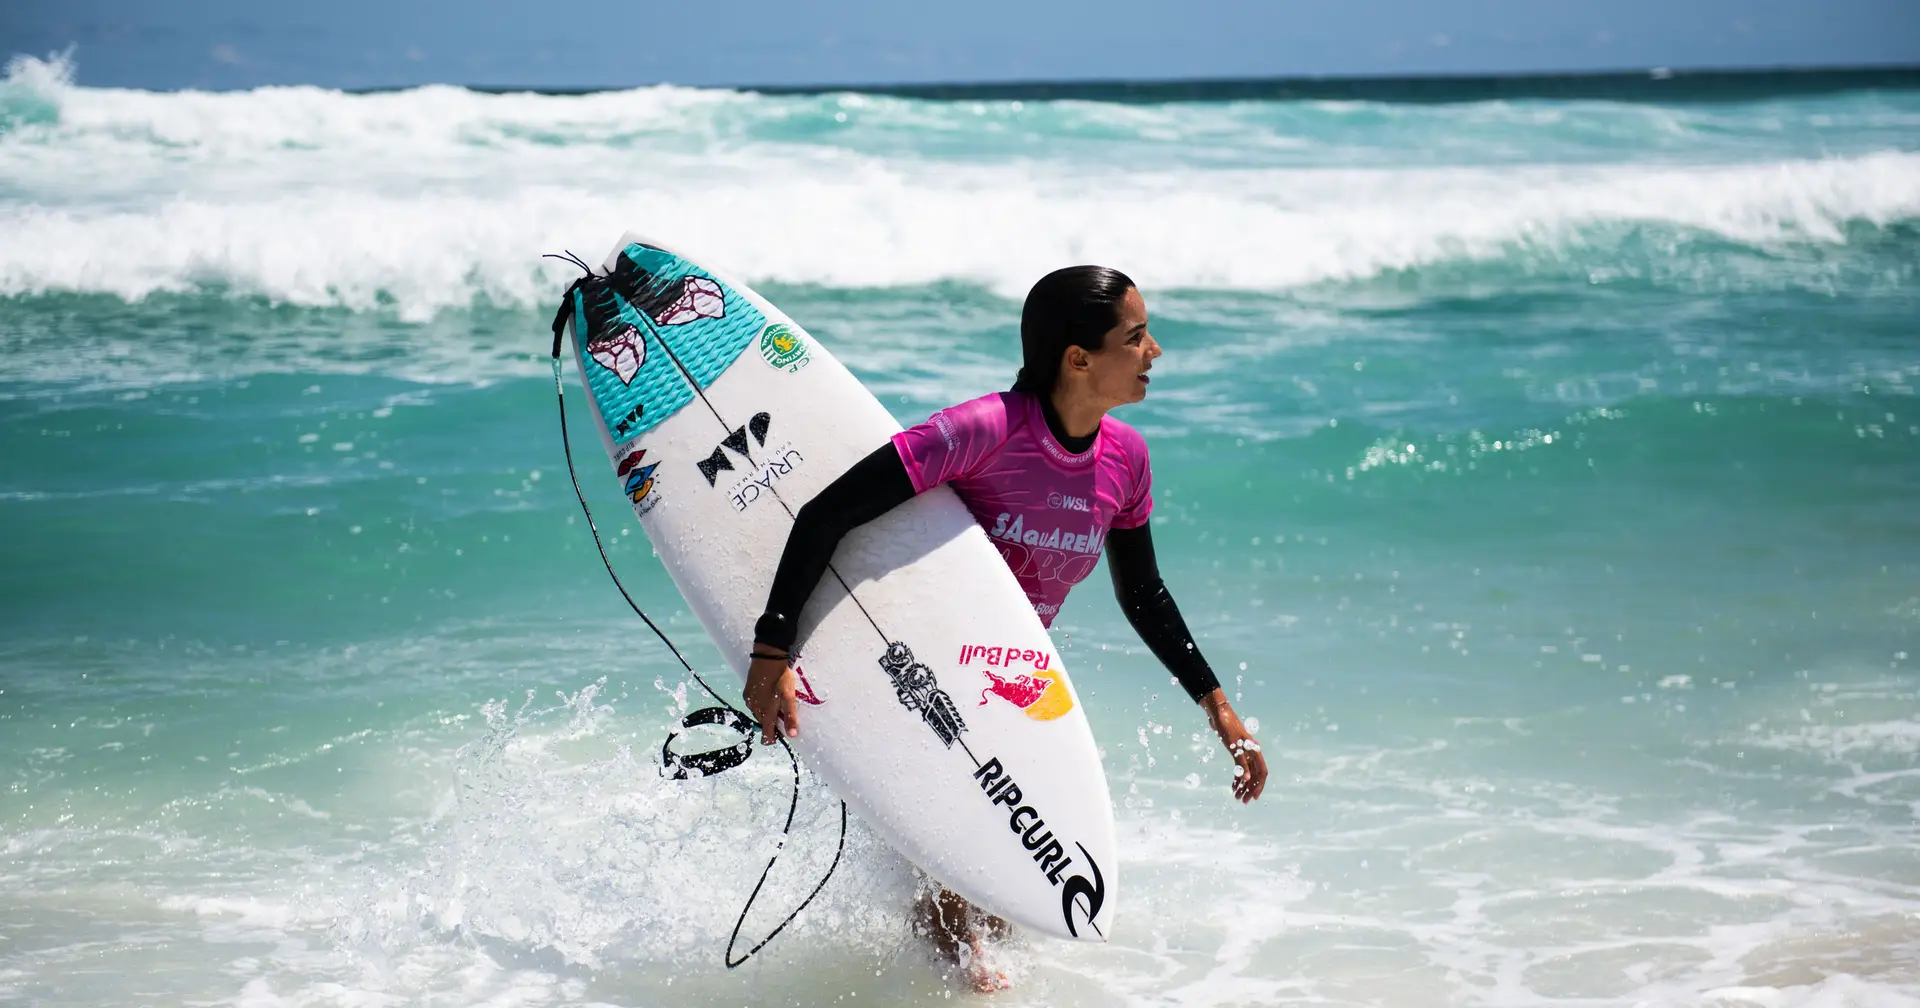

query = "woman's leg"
[916,885,1013,992]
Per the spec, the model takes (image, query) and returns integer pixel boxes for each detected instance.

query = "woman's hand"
[745,651,800,744]
[1201,688,1267,803]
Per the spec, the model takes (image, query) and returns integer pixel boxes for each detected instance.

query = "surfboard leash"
[544,256,847,969]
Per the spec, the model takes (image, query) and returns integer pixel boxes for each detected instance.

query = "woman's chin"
[1096,382,1149,409]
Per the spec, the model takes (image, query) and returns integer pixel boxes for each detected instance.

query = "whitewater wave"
[3,54,1918,316]
[2,154,1915,316]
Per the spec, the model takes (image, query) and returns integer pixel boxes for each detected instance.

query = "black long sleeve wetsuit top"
[752,400,1221,702]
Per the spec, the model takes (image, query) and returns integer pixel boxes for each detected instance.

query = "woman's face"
[1072,287,1161,407]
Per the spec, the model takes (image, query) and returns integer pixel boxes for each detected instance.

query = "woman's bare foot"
[917,885,1013,993]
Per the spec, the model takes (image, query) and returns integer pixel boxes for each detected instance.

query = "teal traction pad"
[574,243,769,444]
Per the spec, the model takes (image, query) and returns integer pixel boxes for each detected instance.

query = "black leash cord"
[547,282,847,968]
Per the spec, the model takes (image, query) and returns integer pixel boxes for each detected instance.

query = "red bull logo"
[980,669,1049,708]
[962,644,1072,721]
[958,644,1053,670]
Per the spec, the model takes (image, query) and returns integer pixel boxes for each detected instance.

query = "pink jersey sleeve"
[890,392,1017,495]
[1105,417,1155,529]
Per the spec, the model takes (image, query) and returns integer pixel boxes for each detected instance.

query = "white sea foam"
[3,56,1917,317]
[6,653,1918,1005]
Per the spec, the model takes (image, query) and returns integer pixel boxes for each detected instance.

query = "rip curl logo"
[972,757,1107,938]
[1048,492,1091,513]
[616,448,660,516]
[758,323,811,373]
[587,323,646,385]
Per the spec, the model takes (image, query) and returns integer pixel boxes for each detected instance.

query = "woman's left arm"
[1107,523,1268,803]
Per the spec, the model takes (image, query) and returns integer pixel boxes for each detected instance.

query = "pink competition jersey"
[891,391,1153,625]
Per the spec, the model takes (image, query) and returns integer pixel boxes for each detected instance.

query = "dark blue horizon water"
[579,64,1920,104]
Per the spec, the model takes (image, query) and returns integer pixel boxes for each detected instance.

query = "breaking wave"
[2,55,1917,317]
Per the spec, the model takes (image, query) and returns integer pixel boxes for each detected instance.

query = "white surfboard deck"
[562,233,1117,941]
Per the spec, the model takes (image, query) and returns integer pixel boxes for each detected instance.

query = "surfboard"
[560,234,1118,942]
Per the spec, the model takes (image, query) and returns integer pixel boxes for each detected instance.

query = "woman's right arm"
[746,443,916,742]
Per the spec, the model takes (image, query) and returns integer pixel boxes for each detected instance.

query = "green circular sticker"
[759,323,810,372]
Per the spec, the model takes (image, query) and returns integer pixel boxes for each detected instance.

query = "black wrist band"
[754,611,797,652]
[749,650,791,663]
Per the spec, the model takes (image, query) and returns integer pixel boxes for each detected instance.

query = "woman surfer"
[743,266,1268,991]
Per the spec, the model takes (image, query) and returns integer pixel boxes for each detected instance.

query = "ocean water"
[2,51,1918,1006]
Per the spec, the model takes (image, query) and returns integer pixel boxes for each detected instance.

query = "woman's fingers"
[776,669,801,739]
[1241,748,1268,802]
[753,690,780,745]
[1205,698,1268,803]
[1228,735,1267,803]
[745,657,791,744]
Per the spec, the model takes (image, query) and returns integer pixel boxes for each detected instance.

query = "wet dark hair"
[1011,265,1136,398]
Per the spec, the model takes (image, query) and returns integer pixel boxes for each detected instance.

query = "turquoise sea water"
[2,53,1918,1005]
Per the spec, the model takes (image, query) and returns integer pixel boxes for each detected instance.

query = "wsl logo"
[1047,492,1091,513]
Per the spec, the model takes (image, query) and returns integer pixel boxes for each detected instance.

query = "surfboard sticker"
[969,754,1109,938]
[878,640,968,747]
[979,668,1073,721]
[688,410,806,513]
[615,447,661,516]
[571,243,768,444]
[759,323,812,372]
